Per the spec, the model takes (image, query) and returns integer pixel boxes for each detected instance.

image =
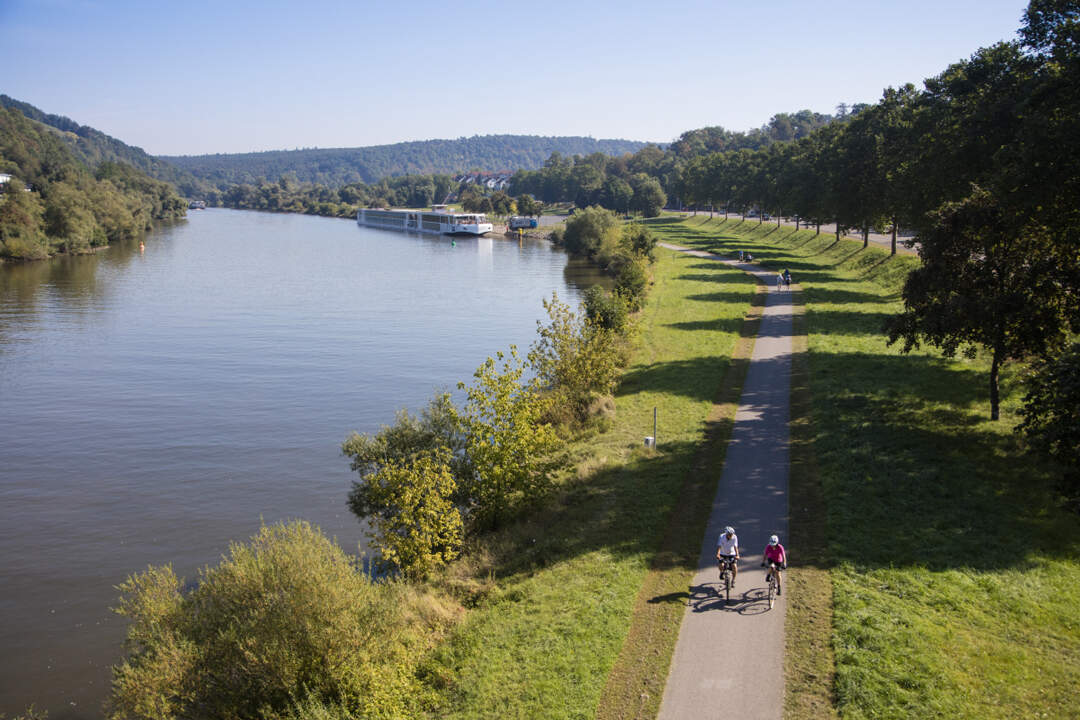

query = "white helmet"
[768,535,779,546]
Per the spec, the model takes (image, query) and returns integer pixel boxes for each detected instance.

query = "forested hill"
[161,136,651,188]
[0,107,187,260]
[0,94,208,197]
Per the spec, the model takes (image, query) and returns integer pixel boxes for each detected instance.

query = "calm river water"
[0,209,603,717]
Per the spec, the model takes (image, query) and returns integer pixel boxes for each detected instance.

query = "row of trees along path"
[656,242,793,720]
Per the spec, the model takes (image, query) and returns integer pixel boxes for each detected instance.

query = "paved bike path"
[657,244,792,720]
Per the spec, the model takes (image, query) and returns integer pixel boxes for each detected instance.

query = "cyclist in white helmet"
[716,525,739,587]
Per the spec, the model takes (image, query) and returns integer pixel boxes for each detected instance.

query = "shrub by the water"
[530,292,624,426]
[560,206,617,258]
[583,284,630,333]
[356,448,464,579]
[455,347,560,530]
[344,393,467,508]
[108,521,424,720]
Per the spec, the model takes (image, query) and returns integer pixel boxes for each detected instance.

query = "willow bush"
[108,522,424,720]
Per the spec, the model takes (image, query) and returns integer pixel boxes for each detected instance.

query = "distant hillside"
[162,136,651,188]
[0,94,209,197]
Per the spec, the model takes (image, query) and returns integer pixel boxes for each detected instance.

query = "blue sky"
[2,0,1031,156]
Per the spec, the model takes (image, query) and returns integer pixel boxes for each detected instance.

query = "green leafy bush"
[529,292,623,426]
[1019,341,1080,497]
[583,285,630,333]
[343,393,465,500]
[355,449,463,579]
[455,347,559,529]
[108,522,420,720]
[561,205,617,257]
[615,256,649,310]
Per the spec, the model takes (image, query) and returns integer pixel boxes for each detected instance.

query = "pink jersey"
[764,543,786,564]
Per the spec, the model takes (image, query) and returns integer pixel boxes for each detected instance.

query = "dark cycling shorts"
[765,559,784,570]
[718,554,737,566]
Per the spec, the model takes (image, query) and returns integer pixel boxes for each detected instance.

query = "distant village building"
[0,173,31,192]
[453,171,512,191]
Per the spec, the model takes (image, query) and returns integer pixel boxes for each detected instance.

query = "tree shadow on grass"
[665,318,747,334]
[804,287,899,306]
[489,434,725,585]
[679,273,755,286]
[806,351,1079,572]
[684,262,741,272]
[805,310,898,338]
[644,217,686,227]
[617,357,737,403]
[685,291,762,305]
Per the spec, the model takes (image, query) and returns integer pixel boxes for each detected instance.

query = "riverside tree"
[629,173,666,217]
[515,193,542,217]
[529,293,623,426]
[455,347,559,529]
[357,449,463,579]
[343,393,465,490]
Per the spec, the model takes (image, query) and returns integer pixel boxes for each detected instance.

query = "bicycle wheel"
[767,574,776,609]
[724,569,732,603]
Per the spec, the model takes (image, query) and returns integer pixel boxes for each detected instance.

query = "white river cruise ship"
[357,208,494,236]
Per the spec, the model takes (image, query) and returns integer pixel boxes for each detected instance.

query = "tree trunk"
[891,219,897,256]
[816,221,820,236]
[863,224,869,248]
[835,222,840,242]
[990,347,1002,421]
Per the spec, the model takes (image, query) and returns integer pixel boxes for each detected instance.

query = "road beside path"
[656,243,792,720]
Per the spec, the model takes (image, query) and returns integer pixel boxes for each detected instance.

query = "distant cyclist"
[782,269,792,288]
[776,272,784,291]
[761,534,787,595]
[716,526,740,587]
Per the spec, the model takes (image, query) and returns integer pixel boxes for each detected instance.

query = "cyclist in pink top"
[761,534,787,595]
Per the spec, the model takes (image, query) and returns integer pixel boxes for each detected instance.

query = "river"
[0,209,604,718]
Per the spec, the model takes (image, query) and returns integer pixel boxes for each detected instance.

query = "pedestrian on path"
[716,526,740,587]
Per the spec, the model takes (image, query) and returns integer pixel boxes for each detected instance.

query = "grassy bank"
[420,243,759,717]
[645,216,1079,718]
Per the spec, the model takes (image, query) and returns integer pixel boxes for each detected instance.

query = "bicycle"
[718,556,736,603]
[765,562,779,609]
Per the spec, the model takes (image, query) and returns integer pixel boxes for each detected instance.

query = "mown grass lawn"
[648,216,1080,719]
[420,243,758,718]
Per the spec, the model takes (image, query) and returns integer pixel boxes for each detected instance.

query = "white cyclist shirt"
[717,533,738,556]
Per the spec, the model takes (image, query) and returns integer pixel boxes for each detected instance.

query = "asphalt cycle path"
[656,243,792,720]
